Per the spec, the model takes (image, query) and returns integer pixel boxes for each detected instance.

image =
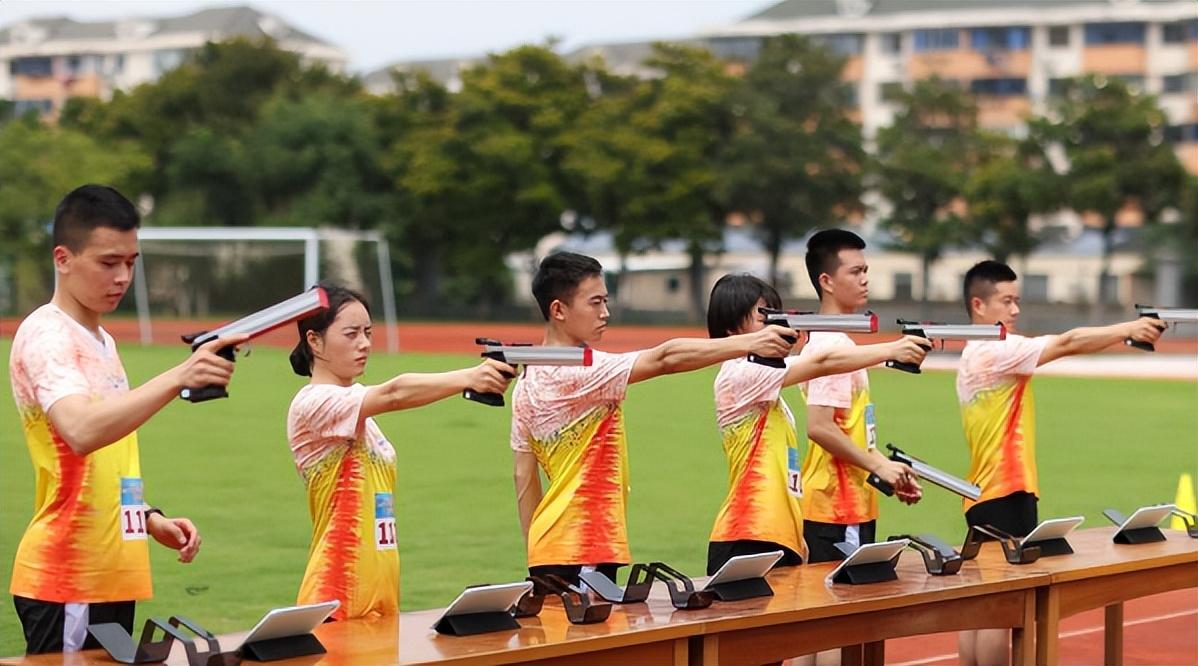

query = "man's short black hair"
[805,229,865,300]
[707,274,782,338]
[53,184,140,252]
[962,260,1018,316]
[531,251,604,320]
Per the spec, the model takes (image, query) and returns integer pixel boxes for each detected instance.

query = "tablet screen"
[1120,505,1175,531]
[1021,516,1085,546]
[705,550,784,588]
[441,582,534,618]
[238,600,340,646]
[824,540,907,585]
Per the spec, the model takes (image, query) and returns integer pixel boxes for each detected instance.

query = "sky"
[0,0,776,73]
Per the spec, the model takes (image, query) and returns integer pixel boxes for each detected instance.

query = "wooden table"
[4,527,1192,666]
[685,547,1046,666]
[1027,526,1198,666]
[0,550,1047,666]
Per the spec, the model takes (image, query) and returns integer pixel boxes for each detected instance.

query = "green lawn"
[1,340,1196,655]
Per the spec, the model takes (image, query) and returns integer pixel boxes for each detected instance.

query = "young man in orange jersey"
[8,185,245,653]
[509,251,795,584]
[956,260,1163,666]
[799,229,923,567]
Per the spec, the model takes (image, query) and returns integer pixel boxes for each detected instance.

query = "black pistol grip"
[748,353,787,369]
[179,340,238,402]
[1125,339,1155,352]
[867,473,895,496]
[463,389,505,407]
[886,360,923,374]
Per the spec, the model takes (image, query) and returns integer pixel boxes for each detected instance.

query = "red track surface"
[886,588,1198,665]
[3,318,1197,356]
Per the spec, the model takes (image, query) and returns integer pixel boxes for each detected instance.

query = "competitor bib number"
[375,493,396,551]
[787,448,803,498]
[864,404,878,451]
[120,477,147,541]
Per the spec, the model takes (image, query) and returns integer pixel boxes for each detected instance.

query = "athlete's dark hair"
[805,229,866,300]
[289,282,371,377]
[53,184,140,252]
[962,260,1018,317]
[531,251,603,320]
[707,274,782,338]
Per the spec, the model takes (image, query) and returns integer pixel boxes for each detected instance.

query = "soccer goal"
[129,227,399,352]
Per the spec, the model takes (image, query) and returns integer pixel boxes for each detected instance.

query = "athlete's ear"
[818,272,834,298]
[548,299,567,322]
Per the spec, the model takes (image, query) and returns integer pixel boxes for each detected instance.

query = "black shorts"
[965,491,1039,538]
[527,563,620,587]
[706,540,803,576]
[13,596,136,654]
[803,520,877,563]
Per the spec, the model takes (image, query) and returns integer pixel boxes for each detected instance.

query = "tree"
[606,42,738,319]
[559,61,664,303]
[963,125,1061,265]
[0,120,149,311]
[718,34,865,288]
[247,91,391,230]
[1045,75,1187,306]
[445,45,592,306]
[377,70,467,313]
[874,78,982,311]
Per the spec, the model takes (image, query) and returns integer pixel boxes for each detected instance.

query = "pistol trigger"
[239,343,252,359]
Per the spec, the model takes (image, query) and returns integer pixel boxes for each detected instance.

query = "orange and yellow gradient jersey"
[797,332,879,525]
[8,304,152,603]
[510,350,640,568]
[708,358,807,560]
[956,334,1051,511]
[287,383,398,621]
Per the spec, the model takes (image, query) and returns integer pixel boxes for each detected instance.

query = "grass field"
[1,340,1195,656]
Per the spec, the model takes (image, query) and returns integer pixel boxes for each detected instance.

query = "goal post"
[131,226,399,353]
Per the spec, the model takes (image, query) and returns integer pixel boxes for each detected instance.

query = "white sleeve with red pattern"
[19,318,91,413]
[715,360,786,427]
[990,335,1052,377]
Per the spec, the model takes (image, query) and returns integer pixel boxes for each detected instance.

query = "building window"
[1048,26,1071,47]
[1048,77,1074,97]
[893,273,913,301]
[970,77,1027,96]
[970,26,1031,50]
[13,99,53,116]
[1161,20,1197,44]
[1023,275,1050,303]
[708,37,762,62]
[9,57,52,78]
[841,82,859,106]
[881,32,903,54]
[913,29,960,52]
[153,49,187,75]
[1110,73,1144,92]
[814,33,864,56]
[1084,22,1145,45]
[879,81,904,102]
[1164,123,1198,144]
[1100,275,1119,304]
[1162,73,1196,94]
[666,276,680,293]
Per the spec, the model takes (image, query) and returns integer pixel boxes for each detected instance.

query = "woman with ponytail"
[285,282,514,620]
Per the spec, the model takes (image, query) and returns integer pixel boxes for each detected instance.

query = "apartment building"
[0,6,347,118]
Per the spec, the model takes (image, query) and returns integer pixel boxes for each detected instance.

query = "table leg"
[1012,589,1036,666]
[1036,586,1061,666]
[700,634,719,666]
[840,643,864,666]
[863,640,884,666]
[1104,603,1124,666]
